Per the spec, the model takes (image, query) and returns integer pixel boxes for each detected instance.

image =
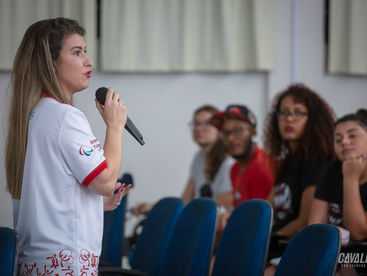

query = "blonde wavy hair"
[6,18,85,199]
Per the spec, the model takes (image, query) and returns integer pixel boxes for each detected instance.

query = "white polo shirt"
[15,97,107,276]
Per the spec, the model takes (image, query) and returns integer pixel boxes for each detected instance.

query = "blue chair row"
[100,197,217,276]
[0,199,341,276]
[99,197,341,276]
[215,203,341,276]
[99,198,274,276]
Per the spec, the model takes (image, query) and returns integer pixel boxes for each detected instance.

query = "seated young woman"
[263,84,335,275]
[309,109,367,276]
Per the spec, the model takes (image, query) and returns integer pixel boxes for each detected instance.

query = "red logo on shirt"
[90,139,102,151]
[79,146,94,156]
[79,139,102,156]
[18,248,99,276]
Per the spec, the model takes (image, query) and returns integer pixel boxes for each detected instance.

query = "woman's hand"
[103,182,132,211]
[342,154,367,241]
[342,154,367,184]
[91,87,126,196]
[95,88,127,130]
[217,210,231,231]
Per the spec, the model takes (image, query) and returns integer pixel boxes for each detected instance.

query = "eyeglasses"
[188,121,212,129]
[277,110,308,120]
[221,127,246,139]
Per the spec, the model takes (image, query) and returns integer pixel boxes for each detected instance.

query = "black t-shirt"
[315,159,367,227]
[273,162,326,232]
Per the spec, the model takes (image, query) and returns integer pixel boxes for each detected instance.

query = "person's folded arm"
[181,178,195,205]
[216,192,233,211]
[342,156,367,241]
[308,198,328,224]
[277,185,315,237]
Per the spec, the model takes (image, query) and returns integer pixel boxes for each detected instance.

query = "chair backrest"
[274,224,341,276]
[160,198,217,276]
[131,197,184,276]
[0,227,16,276]
[100,196,127,266]
[100,173,133,266]
[212,199,273,276]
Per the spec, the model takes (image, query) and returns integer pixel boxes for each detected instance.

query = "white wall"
[1,0,367,231]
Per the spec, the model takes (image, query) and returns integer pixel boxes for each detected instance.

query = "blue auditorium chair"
[159,198,217,276]
[130,197,184,275]
[0,227,17,276]
[100,173,133,266]
[212,199,273,276]
[274,223,341,276]
[99,197,184,276]
[100,195,128,266]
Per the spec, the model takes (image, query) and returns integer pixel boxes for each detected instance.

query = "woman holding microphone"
[6,17,131,274]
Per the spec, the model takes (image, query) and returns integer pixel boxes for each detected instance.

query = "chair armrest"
[99,266,147,276]
[270,233,289,249]
[341,241,367,253]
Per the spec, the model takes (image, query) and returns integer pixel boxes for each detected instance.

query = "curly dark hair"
[264,84,335,177]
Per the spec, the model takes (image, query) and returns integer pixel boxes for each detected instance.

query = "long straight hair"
[193,105,229,181]
[6,18,85,199]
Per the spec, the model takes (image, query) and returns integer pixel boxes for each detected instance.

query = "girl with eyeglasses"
[263,84,335,273]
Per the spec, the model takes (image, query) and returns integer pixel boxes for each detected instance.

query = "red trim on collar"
[42,92,54,99]
[42,92,73,106]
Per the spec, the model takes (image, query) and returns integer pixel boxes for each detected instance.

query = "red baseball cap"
[210,104,257,129]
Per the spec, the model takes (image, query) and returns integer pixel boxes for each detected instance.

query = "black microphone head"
[95,87,108,106]
[119,173,134,188]
[95,86,145,146]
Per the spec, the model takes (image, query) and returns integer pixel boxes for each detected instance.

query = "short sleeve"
[248,165,274,200]
[211,157,235,196]
[58,108,106,186]
[359,183,367,211]
[189,151,202,179]
[314,166,331,201]
[299,163,327,191]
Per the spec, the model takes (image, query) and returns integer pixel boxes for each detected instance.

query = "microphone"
[95,87,145,146]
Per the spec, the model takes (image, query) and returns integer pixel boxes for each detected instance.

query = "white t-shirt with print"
[190,151,234,198]
[15,97,107,276]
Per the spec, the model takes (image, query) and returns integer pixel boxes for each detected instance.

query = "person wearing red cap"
[211,104,275,209]
[133,105,235,216]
